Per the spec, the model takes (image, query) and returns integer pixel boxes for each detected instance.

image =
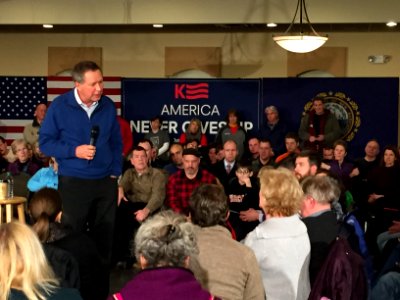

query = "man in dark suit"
[210,139,238,193]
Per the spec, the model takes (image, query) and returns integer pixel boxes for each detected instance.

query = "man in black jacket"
[300,175,341,286]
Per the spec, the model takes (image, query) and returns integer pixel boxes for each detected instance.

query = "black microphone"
[89,125,99,146]
[88,125,99,164]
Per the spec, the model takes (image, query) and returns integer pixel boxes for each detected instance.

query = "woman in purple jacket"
[322,139,356,190]
[109,211,219,300]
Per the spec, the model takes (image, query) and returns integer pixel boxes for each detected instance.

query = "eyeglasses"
[236,169,250,174]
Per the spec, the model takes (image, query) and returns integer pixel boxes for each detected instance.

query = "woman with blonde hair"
[8,139,41,176]
[244,167,311,300]
[0,221,82,300]
[179,118,208,147]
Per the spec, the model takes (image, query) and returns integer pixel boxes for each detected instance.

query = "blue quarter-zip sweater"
[39,90,122,179]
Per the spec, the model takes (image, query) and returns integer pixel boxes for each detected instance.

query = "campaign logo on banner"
[174,83,209,100]
[122,79,261,142]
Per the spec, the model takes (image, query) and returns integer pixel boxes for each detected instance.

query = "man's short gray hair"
[264,105,279,116]
[301,176,341,204]
[71,61,102,83]
[134,210,198,268]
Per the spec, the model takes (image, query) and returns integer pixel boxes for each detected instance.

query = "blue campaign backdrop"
[122,77,398,158]
[122,78,261,142]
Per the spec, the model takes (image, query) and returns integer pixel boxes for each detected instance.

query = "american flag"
[0,76,121,144]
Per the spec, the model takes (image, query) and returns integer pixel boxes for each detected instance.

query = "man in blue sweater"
[39,61,122,293]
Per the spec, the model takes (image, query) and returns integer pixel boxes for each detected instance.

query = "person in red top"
[117,116,133,158]
[215,109,247,160]
[165,148,217,215]
[179,118,208,147]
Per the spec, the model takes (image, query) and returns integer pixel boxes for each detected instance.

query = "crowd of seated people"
[4,99,400,300]
[110,127,397,299]
[0,103,50,180]
[0,138,45,199]
[124,105,397,299]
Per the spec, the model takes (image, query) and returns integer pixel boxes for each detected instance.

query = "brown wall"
[0,32,399,78]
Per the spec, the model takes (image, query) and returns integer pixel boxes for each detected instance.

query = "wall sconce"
[368,55,391,64]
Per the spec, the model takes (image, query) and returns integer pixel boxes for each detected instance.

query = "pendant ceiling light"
[273,0,328,53]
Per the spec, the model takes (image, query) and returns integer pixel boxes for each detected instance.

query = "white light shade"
[273,35,328,53]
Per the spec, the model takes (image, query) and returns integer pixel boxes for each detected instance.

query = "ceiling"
[0,23,399,34]
[0,0,399,34]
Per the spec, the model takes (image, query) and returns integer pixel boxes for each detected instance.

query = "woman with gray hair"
[109,210,219,300]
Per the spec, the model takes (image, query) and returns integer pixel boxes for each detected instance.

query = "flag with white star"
[0,77,47,118]
[0,76,47,143]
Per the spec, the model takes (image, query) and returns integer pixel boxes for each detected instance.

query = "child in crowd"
[27,157,58,192]
[227,161,260,241]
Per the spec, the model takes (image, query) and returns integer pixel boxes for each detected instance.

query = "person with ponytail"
[29,188,107,300]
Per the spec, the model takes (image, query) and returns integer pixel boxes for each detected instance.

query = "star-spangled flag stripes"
[0,76,121,144]
[47,76,121,112]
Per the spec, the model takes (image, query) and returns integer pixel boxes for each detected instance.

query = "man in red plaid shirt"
[165,148,218,215]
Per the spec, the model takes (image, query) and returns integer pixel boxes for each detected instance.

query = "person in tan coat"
[189,184,265,300]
